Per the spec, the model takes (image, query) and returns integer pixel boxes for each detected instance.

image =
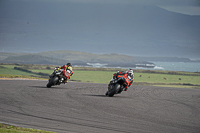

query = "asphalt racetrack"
[0,80,200,133]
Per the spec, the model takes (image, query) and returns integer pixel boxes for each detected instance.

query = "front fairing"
[50,69,65,81]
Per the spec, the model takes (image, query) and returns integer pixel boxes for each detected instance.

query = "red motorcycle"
[46,68,71,88]
[105,72,133,97]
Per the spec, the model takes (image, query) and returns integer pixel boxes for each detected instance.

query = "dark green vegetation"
[0,63,200,89]
[2,51,199,68]
[0,51,152,66]
[0,123,55,133]
[0,52,67,65]
[135,57,200,62]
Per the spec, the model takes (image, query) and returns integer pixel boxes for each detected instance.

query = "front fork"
[108,83,124,94]
[108,80,114,90]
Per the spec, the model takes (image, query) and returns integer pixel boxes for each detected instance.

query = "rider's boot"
[124,86,128,91]
[64,77,68,84]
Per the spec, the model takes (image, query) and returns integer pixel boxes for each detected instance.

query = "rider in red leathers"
[57,63,74,83]
[109,69,134,91]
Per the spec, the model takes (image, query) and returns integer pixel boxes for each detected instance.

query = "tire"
[105,91,108,96]
[46,76,59,88]
[46,83,52,88]
[108,83,120,97]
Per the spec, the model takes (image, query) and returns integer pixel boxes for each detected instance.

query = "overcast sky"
[76,0,199,15]
[67,0,200,15]
[4,0,200,15]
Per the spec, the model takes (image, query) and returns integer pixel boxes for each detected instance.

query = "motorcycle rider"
[57,63,74,83]
[109,69,134,91]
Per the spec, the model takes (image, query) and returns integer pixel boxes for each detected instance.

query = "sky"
[0,0,200,59]
[51,0,200,15]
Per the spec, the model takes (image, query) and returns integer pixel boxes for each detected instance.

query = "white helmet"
[128,69,133,76]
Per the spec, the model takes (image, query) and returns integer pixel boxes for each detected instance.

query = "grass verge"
[0,63,200,89]
[0,123,55,133]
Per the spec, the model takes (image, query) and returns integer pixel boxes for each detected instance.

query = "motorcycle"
[105,73,132,97]
[46,68,71,88]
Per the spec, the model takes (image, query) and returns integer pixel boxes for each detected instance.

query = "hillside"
[0,52,28,60]
[39,50,147,63]
[3,54,68,65]
[0,51,154,68]
[134,57,199,62]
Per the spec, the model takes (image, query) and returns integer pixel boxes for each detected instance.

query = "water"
[85,62,200,72]
[150,62,200,72]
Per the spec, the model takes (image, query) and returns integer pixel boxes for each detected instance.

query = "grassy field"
[0,123,55,133]
[0,63,200,89]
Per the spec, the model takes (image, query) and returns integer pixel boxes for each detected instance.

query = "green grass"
[134,73,200,85]
[0,63,200,89]
[70,70,114,83]
[0,123,55,133]
[0,64,43,77]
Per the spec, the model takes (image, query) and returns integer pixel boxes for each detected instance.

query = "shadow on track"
[82,94,106,97]
[83,94,129,98]
[28,85,69,90]
[28,86,47,88]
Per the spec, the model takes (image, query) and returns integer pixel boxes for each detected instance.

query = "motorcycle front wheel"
[107,83,120,97]
[46,76,59,88]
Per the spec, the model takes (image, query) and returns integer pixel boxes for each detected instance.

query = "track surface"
[0,80,200,133]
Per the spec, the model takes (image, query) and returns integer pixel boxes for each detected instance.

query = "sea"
[138,62,200,72]
[85,62,200,72]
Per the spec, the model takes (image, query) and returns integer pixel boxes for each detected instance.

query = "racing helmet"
[67,63,72,66]
[128,69,133,76]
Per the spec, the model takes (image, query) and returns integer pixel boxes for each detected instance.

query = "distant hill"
[0,51,154,68]
[2,50,199,68]
[39,50,145,63]
[0,52,28,60]
[134,57,196,62]
[1,54,68,65]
